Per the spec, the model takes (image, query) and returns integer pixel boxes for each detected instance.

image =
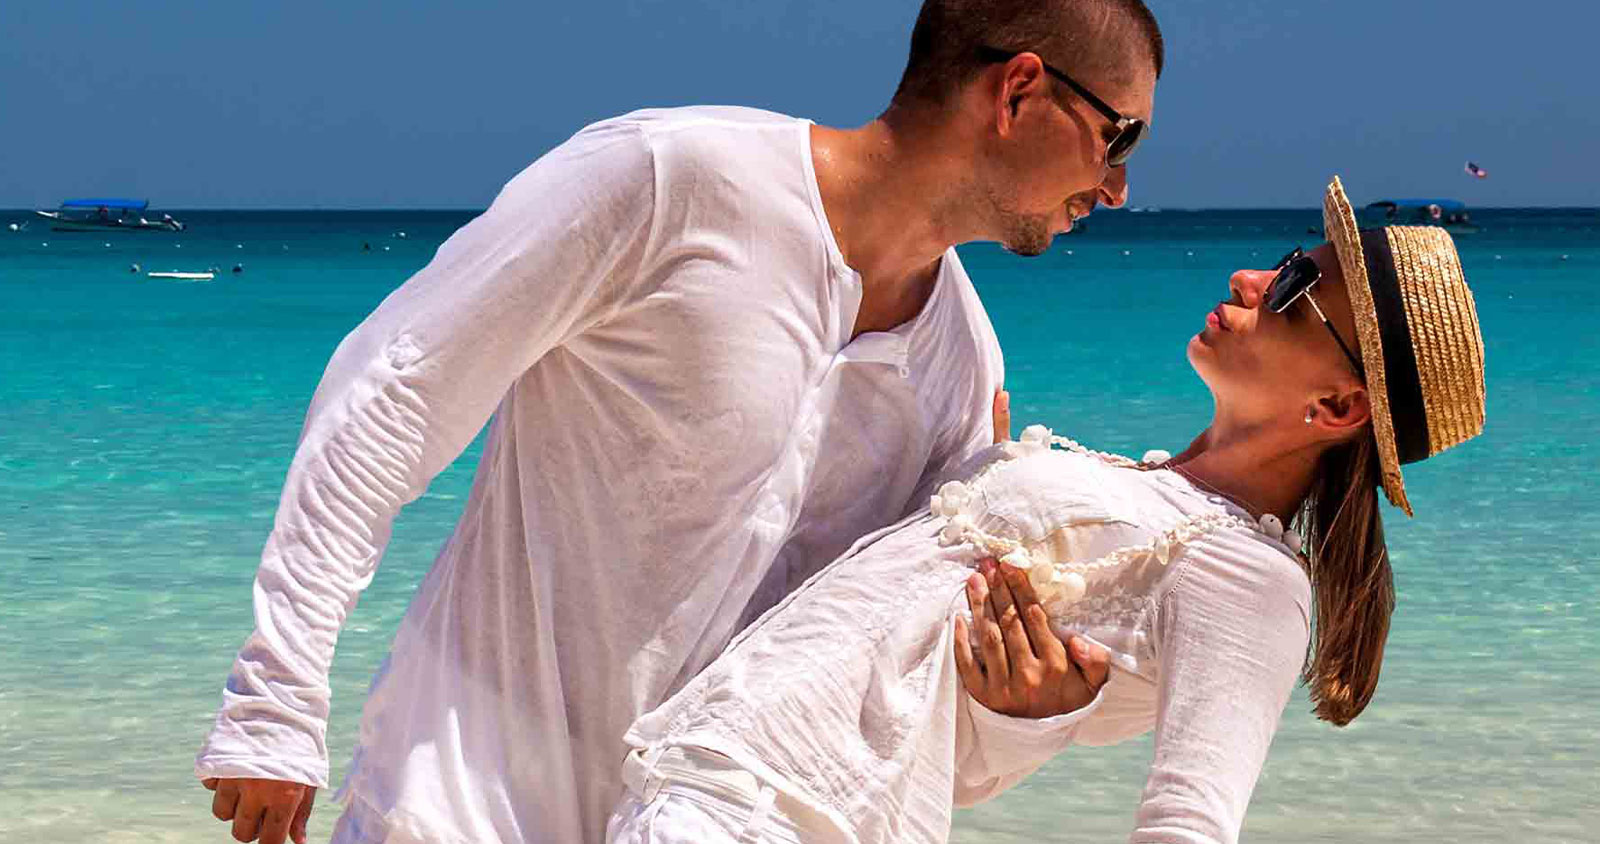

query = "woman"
[605,178,1487,843]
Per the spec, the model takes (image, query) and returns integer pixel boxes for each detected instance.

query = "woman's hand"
[955,559,1110,719]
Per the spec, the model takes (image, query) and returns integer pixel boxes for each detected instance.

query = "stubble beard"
[999,209,1054,257]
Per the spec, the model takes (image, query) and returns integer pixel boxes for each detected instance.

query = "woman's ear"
[1313,385,1371,438]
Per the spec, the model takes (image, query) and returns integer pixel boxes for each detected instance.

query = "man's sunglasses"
[976,46,1148,167]
[1268,247,1366,377]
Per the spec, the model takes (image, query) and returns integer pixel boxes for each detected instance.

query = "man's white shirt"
[194,106,1006,843]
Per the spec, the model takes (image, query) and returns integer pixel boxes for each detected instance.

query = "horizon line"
[4,205,1597,214]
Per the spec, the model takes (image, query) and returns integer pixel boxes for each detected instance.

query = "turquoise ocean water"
[1,207,1595,842]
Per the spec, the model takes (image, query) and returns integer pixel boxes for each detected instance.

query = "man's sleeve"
[193,120,661,787]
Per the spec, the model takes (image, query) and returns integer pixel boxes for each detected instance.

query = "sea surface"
[1,207,1595,843]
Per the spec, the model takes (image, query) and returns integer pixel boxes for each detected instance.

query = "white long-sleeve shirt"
[193,106,1004,844]
[624,444,1313,844]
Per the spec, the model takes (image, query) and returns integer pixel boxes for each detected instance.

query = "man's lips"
[1060,206,1090,234]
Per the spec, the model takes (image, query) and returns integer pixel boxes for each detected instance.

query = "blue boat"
[1364,198,1480,233]
[34,199,185,232]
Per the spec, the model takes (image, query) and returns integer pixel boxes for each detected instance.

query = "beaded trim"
[930,424,1302,616]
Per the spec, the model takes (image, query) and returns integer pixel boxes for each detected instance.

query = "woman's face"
[1187,244,1368,421]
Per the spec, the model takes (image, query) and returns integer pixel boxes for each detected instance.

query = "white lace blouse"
[624,443,1313,844]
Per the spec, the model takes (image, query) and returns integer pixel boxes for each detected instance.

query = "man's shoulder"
[608,105,805,134]
[591,106,807,157]
[574,106,810,194]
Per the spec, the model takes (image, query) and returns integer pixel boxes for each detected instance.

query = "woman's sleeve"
[1130,534,1312,844]
[193,119,662,788]
[952,681,1107,806]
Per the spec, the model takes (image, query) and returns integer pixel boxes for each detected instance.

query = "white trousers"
[605,746,846,844]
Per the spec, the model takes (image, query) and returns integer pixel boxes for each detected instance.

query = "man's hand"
[202,777,316,844]
[992,388,1011,445]
[954,559,1110,719]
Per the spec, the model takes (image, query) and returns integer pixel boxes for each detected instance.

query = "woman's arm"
[952,561,1111,805]
[1131,533,1312,844]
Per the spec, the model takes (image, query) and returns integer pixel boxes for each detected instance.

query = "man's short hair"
[891,0,1164,108]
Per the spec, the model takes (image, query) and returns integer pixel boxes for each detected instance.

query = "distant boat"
[35,199,185,233]
[1364,198,1481,234]
[146,271,214,281]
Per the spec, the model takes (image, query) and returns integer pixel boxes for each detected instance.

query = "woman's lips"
[1208,304,1229,331]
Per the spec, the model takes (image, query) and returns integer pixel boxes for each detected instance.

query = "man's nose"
[1229,269,1276,308]
[1097,166,1129,209]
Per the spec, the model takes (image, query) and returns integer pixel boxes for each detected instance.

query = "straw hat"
[1322,176,1486,516]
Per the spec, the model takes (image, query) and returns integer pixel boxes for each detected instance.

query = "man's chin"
[1001,232,1053,258]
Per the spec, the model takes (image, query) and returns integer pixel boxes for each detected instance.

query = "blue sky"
[3,0,1593,208]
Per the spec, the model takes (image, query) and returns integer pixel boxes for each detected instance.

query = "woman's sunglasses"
[1267,247,1366,377]
[976,47,1148,167]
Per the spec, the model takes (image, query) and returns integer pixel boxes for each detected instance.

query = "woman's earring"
[1304,408,1315,425]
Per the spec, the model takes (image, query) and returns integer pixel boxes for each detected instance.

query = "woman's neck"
[1167,421,1321,523]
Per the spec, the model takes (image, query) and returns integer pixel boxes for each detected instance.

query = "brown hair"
[890,0,1164,109]
[1296,433,1395,726]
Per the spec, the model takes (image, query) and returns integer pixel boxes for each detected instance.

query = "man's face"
[988,61,1155,256]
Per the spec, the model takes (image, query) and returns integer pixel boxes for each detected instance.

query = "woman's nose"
[1229,270,1276,308]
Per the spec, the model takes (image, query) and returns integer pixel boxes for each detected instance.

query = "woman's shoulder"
[1163,524,1313,633]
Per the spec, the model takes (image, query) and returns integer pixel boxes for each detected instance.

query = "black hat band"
[1360,229,1431,464]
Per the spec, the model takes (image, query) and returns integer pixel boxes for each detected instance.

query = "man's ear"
[994,57,1045,137]
[1314,385,1371,436]
[994,74,1020,136]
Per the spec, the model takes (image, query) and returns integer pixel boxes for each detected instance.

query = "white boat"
[36,199,185,233]
[147,271,214,281]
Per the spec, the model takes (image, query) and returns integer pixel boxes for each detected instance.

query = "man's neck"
[810,118,980,338]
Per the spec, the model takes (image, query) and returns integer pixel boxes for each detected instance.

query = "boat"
[1364,198,1481,233]
[34,199,185,233]
[146,271,214,281]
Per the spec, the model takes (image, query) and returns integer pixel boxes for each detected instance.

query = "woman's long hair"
[1296,433,1394,726]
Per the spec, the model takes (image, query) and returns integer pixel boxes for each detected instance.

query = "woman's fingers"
[1023,602,1067,669]
[969,563,1010,684]
[991,388,1012,444]
[1000,564,1064,664]
[1067,636,1112,690]
[986,563,1032,668]
[953,613,985,696]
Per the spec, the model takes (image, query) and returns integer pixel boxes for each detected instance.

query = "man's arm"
[903,317,1007,517]
[195,119,661,844]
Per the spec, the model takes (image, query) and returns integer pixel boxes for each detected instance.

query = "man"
[196,1,1162,842]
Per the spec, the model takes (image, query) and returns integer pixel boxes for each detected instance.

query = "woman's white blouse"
[625,445,1313,844]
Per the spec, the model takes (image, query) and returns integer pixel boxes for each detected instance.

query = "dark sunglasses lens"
[1106,121,1146,166]
[1266,258,1318,312]
[1272,247,1301,272]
